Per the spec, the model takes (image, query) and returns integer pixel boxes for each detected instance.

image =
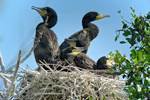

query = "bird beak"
[96,14,110,20]
[70,46,84,55]
[32,6,47,16]
[68,51,81,56]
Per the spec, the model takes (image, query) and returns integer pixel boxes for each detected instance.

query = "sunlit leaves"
[116,9,150,50]
[113,8,150,99]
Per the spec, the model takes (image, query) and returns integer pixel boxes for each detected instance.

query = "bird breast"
[34,24,59,58]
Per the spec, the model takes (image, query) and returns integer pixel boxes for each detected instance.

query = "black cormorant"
[60,12,109,63]
[67,48,96,69]
[32,6,60,70]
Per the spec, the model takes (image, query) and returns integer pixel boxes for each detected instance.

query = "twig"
[19,47,33,66]
[6,47,34,72]
[8,50,21,97]
[7,31,44,72]
[0,54,5,72]
[0,72,12,84]
[0,53,9,89]
[13,50,21,79]
[39,83,49,100]
[15,64,127,99]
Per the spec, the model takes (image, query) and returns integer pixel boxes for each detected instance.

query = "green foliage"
[86,96,94,100]
[113,9,150,99]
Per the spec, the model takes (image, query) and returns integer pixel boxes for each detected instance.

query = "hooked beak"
[32,6,47,16]
[96,14,110,20]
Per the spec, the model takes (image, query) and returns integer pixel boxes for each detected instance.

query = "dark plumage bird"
[32,6,60,70]
[74,53,96,69]
[95,56,110,70]
[60,11,109,63]
[68,48,96,69]
[94,56,118,78]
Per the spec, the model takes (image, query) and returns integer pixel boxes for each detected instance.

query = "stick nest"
[14,64,127,100]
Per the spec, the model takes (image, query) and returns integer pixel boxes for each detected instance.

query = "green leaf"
[115,33,120,41]
[88,96,93,100]
[102,96,106,100]
[130,7,137,18]
[123,23,128,29]
[146,12,150,19]
[137,50,143,61]
[120,41,126,44]
[123,30,131,36]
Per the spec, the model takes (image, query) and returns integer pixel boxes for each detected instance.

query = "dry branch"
[8,50,21,98]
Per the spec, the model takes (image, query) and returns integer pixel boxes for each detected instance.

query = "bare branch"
[6,47,34,72]
[0,53,5,72]
[8,50,21,97]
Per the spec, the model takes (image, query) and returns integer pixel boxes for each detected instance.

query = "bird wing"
[69,29,91,53]
[60,29,90,54]
[69,29,89,42]
[74,53,96,69]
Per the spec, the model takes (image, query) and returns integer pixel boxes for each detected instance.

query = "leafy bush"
[112,8,150,99]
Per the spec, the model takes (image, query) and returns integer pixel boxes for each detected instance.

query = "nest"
[15,64,127,100]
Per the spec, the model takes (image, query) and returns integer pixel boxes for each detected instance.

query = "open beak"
[96,14,110,20]
[32,6,47,16]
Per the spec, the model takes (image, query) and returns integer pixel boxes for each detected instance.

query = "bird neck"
[35,23,46,38]
[82,21,99,41]
[43,16,57,28]
[89,23,99,41]
[82,18,91,28]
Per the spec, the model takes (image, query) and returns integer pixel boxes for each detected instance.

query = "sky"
[0,0,150,71]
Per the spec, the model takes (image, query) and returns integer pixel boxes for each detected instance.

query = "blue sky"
[0,0,150,71]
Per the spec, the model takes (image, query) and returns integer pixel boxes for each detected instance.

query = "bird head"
[32,6,57,28]
[82,11,110,28]
[96,56,115,70]
[83,12,110,22]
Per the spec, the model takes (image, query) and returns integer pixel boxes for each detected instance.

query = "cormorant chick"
[94,56,118,78]
[60,11,109,62]
[95,56,111,70]
[32,6,60,70]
